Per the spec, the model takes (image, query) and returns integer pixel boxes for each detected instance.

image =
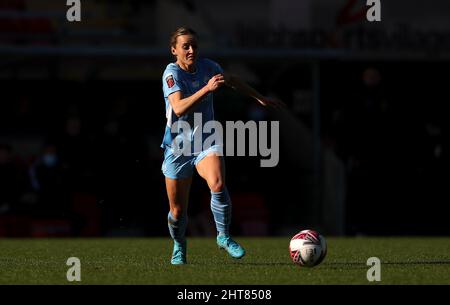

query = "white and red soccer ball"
[289,229,327,267]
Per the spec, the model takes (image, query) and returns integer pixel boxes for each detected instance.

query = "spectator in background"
[29,143,69,217]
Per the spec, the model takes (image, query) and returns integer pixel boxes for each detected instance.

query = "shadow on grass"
[233,262,292,266]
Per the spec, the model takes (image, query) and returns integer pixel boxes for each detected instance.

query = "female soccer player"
[162,27,284,264]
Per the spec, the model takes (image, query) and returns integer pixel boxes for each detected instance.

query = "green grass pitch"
[0,237,449,284]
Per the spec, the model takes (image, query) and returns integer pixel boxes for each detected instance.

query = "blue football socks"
[210,187,231,236]
[168,211,188,264]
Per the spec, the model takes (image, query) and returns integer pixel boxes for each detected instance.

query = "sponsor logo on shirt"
[166,75,175,88]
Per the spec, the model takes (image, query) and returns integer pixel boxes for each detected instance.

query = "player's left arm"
[224,74,285,109]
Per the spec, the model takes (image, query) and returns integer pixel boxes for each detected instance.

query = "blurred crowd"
[0,82,164,236]
[0,80,272,237]
[0,61,448,237]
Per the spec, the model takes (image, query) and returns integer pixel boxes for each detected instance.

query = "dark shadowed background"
[0,0,448,238]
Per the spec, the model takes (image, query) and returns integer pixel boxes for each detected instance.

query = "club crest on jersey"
[166,75,175,88]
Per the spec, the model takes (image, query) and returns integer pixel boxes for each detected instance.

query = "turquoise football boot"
[217,235,245,259]
[171,240,187,265]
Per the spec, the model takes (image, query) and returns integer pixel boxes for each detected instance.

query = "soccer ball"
[289,229,327,267]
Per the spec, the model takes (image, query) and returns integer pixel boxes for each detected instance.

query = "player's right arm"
[168,74,224,117]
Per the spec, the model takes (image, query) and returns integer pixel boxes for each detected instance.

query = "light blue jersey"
[161,58,224,154]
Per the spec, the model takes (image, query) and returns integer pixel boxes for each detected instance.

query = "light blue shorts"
[161,145,223,179]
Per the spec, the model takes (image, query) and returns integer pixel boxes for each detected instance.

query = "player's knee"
[170,206,185,220]
[209,178,224,193]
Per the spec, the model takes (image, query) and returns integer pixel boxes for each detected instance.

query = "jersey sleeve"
[162,68,183,98]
